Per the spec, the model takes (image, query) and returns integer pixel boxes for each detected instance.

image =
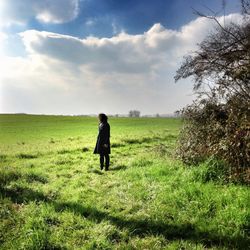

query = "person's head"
[98,113,108,123]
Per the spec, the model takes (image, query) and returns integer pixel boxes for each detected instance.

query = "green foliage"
[0,166,21,187]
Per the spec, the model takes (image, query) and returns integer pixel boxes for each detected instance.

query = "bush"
[177,95,250,183]
[175,1,250,183]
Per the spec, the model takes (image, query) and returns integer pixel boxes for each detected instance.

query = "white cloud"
[0,14,243,114]
[0,31,8,46]
[20,14,240,75]
[0,0,80,26]
[85,19,96,27]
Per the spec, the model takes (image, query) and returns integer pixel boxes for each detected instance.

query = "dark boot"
[100,154,104,170]
[105,154,110,171]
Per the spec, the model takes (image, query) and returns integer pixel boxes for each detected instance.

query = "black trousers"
[100,154,110,169]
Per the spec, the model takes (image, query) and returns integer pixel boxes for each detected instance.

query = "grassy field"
[0,114,249,250]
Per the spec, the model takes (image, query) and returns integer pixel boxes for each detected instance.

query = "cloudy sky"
[0,0,242,115]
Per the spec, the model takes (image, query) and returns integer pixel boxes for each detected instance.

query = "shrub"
[177,96,249,183]
[175,1,250,183]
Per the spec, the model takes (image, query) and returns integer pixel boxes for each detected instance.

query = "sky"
[0,0,242,115]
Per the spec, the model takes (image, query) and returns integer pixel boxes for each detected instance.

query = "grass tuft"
[16,153,39,159]
[192,157,229,183]
[0,154,8,162]
[82,147,89,152]
[25,172,48,184]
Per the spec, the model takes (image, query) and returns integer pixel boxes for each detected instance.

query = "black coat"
[94,122,110,154]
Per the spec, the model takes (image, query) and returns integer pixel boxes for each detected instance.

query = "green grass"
[0,114,249,249]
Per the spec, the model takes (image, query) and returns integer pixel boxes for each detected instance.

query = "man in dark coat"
[94,113,110,170]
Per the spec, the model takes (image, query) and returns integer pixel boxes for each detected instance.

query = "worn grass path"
[0,114,249,249]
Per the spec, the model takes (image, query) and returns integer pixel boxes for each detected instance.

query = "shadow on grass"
[53,201,249,249]
[112,143,125,148]
[0,169,49,203]
[25,173,48,184]
[0,154,8,162]
[87,169,104,175]
[16,153,39,159]
[57,147,89,155]
[109,165,127,171]
[0,186,49,203]
[121,135,172,146]
[0,168,48,186]
[0,176,248,249]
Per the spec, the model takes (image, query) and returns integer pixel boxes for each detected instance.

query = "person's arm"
[98,124,106,146]
[103,124,110,148]
[106,124,110,143]
[99,124,109,146]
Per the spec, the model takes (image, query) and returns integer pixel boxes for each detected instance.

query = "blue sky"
[4,0,241,37]
[0,0,242,115]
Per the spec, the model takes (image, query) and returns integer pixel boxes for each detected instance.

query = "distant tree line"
[129,110,141,117]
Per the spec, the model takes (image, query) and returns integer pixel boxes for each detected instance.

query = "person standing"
[94,113,110,170]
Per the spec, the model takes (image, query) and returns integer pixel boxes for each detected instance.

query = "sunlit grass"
[0,114,249,249]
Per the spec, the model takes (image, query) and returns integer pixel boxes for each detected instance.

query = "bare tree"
[241,0,250,15]
[175,11,250,101]
[175,0,250,182]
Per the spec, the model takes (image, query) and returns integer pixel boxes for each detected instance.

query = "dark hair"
[98,113,108,123]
